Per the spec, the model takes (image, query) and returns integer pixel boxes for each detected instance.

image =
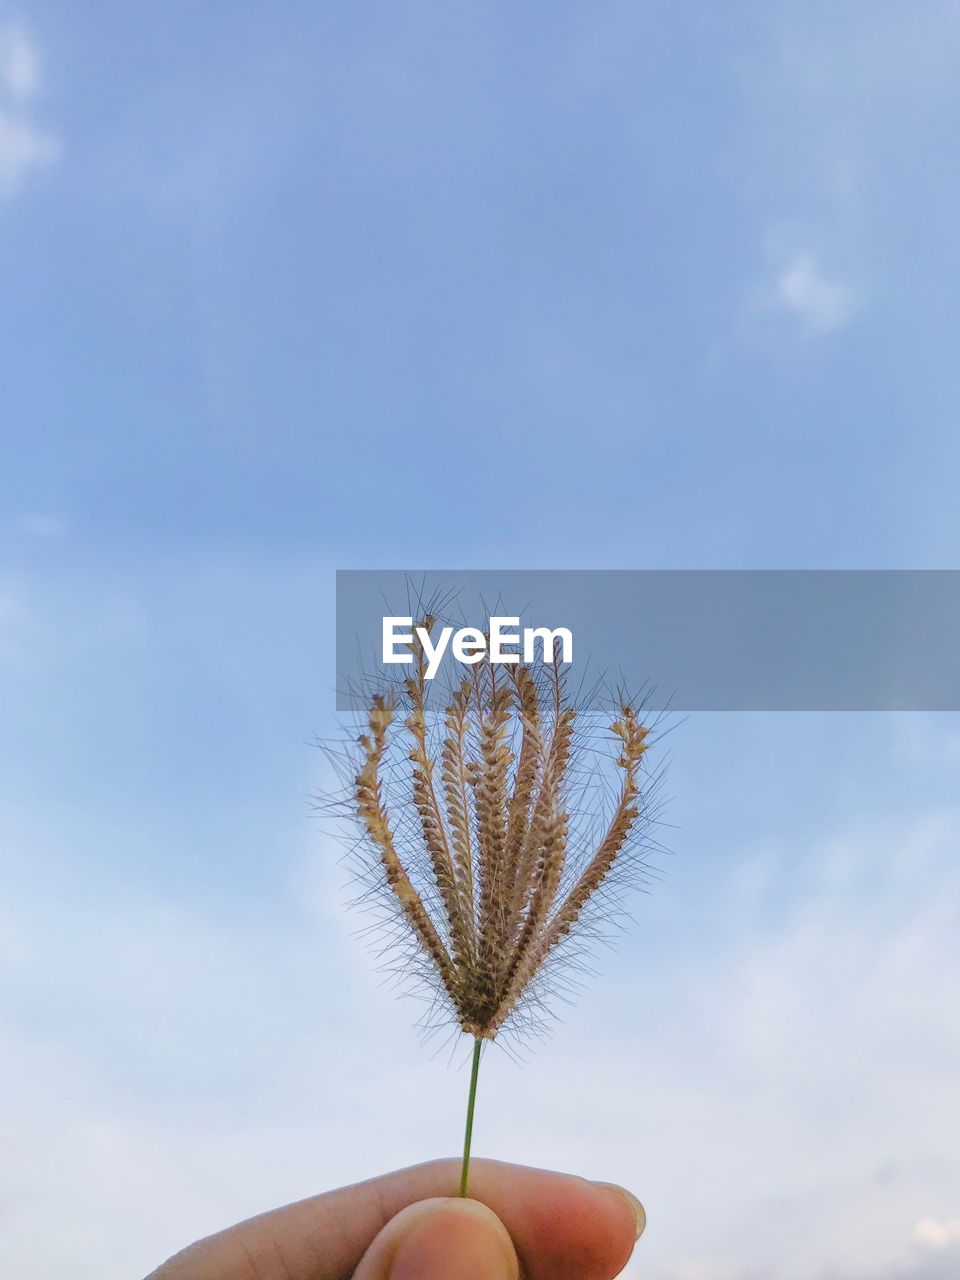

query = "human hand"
[147,1157,646,1279]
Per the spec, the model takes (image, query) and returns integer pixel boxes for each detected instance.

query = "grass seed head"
[346,621,664,1044]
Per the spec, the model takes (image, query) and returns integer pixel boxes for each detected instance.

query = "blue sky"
[2,5,960,1279]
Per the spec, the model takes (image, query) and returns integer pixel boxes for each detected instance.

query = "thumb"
[352,1196,520,1280]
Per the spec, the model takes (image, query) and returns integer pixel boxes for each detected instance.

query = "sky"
[1,3,959,1278]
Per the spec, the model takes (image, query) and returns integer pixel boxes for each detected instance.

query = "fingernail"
[594,1181,647,1239]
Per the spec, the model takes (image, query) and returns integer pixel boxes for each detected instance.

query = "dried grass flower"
[325,616,666,1195]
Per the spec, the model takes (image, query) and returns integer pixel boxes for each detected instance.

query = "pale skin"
[146,1158,646,1280]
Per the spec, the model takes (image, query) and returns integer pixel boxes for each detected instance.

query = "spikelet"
[354,694,458,1001]
[349,622,661,1043]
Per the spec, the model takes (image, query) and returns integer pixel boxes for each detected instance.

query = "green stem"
[459,1037,483,1197]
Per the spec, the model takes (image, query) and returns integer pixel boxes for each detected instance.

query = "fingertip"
[592,1181,647,1240]
[501,1169,641,1280]
[571,1177,644,1278]
[354,1196,519,1280]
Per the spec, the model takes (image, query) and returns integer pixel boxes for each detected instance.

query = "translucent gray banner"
[335,570,960,711]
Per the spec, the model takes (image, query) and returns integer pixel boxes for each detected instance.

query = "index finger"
[147,1157,644,1280]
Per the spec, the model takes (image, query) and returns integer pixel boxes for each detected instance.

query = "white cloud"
[916,1217,960,1249]
[0,112,56,193]
[0,757,957,1277]
[585,806,960,1280]
[0,23,57,200]
[776,254,857,333]
[0,829,481,1278]
[0,22,39,101]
